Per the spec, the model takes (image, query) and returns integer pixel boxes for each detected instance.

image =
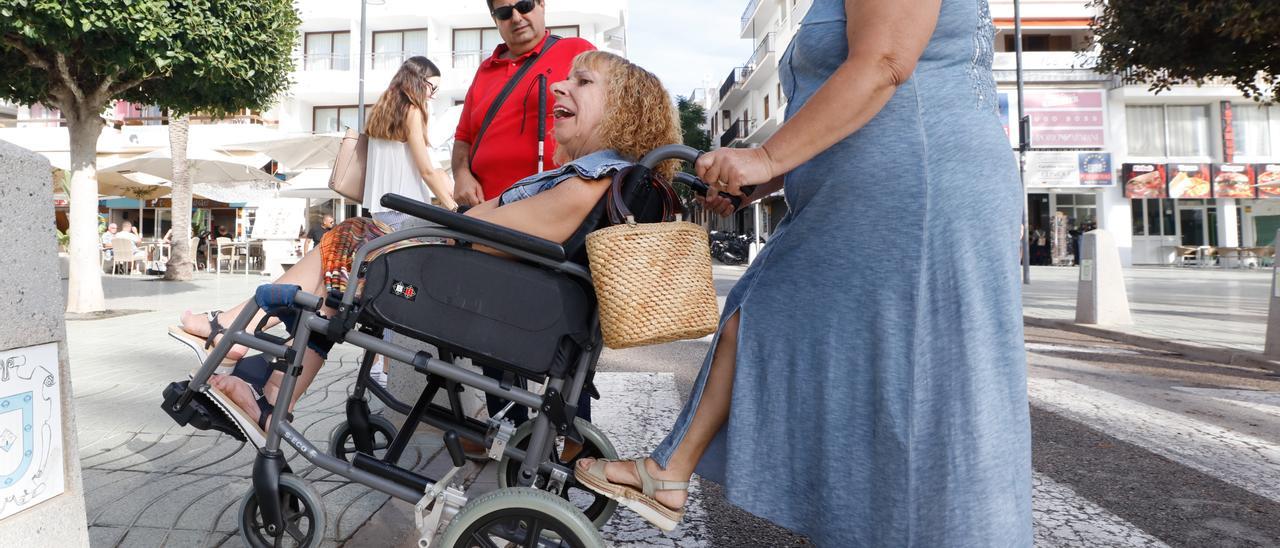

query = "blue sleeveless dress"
[651,1,1032,545]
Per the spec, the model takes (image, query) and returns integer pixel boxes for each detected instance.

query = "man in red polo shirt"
[451,0,595,205]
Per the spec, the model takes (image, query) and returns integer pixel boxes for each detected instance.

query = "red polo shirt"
[455,32,596,201]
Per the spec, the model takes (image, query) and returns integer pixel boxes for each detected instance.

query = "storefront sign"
[1221,101,1236,164]
[998,90,1108,149]
[1212,164,1255,199]
[1122,163,1167,198]
[1025,152,1114,188]
[1025,90,1107,148]
[1258,164,1280,198]
[1166,163,1212,199]
[144,198,233,209]
[1078,153,1113,186]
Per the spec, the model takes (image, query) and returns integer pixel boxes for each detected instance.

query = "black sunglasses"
[491,0,537,21]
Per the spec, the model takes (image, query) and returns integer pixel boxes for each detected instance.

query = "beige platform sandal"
[576,458,688,532]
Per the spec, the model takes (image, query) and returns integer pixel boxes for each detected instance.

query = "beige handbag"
[328,128,368,203]
[586,169,720,349]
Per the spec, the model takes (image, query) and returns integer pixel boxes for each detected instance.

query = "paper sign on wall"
[0,342,64,520]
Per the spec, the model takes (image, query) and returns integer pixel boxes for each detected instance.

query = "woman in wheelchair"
[168,50,682,435]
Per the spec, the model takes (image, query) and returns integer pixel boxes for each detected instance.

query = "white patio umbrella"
[277,168,342,200]
[225,134,343,171]
[101,145,279,186]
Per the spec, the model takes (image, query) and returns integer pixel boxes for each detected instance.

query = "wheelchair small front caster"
[329,414,398,462]
[238,473,326,548]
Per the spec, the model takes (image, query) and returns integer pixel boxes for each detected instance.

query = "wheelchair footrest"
[161,381,248,443]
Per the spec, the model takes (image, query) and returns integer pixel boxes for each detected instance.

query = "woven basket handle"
[607,166,680,226]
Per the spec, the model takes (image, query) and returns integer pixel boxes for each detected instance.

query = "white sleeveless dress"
[363,137,433,216]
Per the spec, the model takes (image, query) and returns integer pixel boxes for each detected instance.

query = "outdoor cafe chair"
[1174,245,1198,266]
[214,237,245,273]
[110,237,145,275]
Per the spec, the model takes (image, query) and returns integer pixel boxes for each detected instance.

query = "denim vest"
[497,150,633,206]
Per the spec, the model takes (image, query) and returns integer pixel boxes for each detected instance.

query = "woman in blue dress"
[576,0,1032,545]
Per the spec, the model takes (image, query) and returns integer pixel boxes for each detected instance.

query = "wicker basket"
[586,219,720,349]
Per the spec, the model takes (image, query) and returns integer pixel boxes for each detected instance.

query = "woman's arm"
[465,175,609,244]
[406,107,459,210]
[697,0,942,191]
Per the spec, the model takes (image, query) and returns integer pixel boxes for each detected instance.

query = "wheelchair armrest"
[381,194,567,262]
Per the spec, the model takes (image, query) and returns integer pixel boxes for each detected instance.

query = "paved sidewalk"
[1022,265,1272,354]
[67,273,463,547]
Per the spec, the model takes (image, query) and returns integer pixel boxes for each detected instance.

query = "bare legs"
[180,249,328,359]
[578,311,740,510]
[185,247,333,424]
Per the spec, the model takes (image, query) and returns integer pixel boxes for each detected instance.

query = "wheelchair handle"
[638,144,757,210]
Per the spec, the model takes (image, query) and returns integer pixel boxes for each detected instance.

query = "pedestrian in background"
[449,0,596,457]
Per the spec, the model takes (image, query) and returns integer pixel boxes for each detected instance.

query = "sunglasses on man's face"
[491,0,537,21]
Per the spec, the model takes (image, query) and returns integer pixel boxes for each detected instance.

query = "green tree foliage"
[0,0,299,309]
[1090,0,1279,102]
[677,96,712,152]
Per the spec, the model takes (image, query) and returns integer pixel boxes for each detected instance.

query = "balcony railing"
[719,66,747,101]
[302,53,351,71]
[740,0,762,34]
[370,51,428,71]
[720,119,742,148]
[747,33,775,71]
[453,50,486,69]
[791,0,810,27]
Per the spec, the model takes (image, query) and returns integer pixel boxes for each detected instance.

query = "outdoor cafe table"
[214,239,263,275]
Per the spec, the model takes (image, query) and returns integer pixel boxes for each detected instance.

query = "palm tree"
[164,114,195,280]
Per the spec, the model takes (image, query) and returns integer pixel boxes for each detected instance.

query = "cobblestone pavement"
[64,269,1280,547]
[1022,265,1270,352]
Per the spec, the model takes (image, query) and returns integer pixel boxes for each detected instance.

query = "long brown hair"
[365,56,441,143]
[572,51,682,180]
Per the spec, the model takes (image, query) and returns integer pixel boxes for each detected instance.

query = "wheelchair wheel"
[440,487,603,548]
[328,414,397,462]
[238,473,326,548]
[496,418,618,529]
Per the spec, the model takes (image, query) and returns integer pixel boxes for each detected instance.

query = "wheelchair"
[160,145,727,547]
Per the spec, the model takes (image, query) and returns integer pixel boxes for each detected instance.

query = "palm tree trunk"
[64,106,107,313]
[164,115,194,280]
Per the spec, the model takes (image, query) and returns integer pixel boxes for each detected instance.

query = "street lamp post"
[1015,0,1031,284]
[357,0,369,133]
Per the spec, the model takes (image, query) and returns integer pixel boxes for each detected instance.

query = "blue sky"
[626,0,753,99]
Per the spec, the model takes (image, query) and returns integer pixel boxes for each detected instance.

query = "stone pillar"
[1075,229,1133,325]
[0,141,90,544]
[1262,229,1280,357]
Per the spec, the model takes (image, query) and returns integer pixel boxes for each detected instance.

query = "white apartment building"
[1,0,627,238]
[710,0,1280,266]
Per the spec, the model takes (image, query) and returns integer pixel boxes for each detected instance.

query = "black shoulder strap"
[469,35,561,165]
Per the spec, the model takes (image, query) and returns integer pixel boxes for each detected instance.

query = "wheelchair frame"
[165,144,718,546]
[171,219,603,545]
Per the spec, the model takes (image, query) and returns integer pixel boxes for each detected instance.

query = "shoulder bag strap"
[468,35,561,165]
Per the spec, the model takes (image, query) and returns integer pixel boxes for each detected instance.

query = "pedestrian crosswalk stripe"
[1033,473,1170,548]
[1028,378,1280,503]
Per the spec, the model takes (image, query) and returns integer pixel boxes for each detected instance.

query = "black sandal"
[168,310,237,367]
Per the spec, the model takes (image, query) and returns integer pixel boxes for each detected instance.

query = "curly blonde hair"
[573,51,682,180]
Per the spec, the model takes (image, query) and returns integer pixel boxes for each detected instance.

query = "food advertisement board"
[1258,164,1280,199]
[1212,164,1255,199]
[1166,163,1212,199]
[1123,163,1167,198]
